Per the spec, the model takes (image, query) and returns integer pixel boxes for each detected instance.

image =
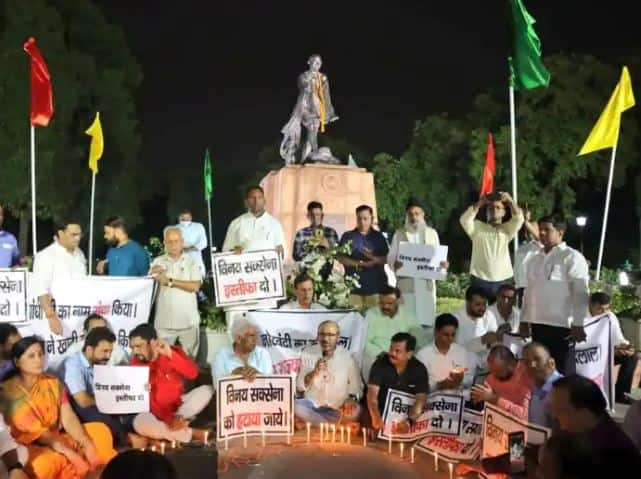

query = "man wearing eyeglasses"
[295,320,362,427]
[32,220,87,335]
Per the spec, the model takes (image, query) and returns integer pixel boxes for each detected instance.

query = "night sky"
[95,1,639,256]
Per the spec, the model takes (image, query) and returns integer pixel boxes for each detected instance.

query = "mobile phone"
[486,191,502,202]
[508,431,526,474]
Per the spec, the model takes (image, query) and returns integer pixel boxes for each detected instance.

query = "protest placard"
[396,243,448,281]
[0,269,27,323]
[575,314,614,410]
[212,250,285,307]
[217,375,294,440]
[416,408,484,462]
[94,365,150,414]
[19,275,154,369]
[247,309,366,374]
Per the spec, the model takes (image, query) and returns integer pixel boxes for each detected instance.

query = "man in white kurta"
[388,201,445,327]
[176,209,208,277]
[222,186,286,334]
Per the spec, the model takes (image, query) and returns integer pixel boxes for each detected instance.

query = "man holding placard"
[388,199,448,326]
[59,327,134,447]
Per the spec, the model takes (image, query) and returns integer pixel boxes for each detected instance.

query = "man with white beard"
[387,200,448,327]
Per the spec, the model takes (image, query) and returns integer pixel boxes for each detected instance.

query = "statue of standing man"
[280,54,339,165]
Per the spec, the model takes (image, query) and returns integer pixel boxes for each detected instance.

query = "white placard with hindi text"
[93,365,150,414]
[396,243,448,280]
[212,250,285,307]
[0,269,27,323]
[216,375,294,441]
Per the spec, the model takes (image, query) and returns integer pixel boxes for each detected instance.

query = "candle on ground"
[287,430,291,445]
[362,428,367,447]
[388,422,393,454]
[225,435,229,451]
[204,431,209,446]
[399,442,404,459]
[261,428,266,447]
[320,423,324,443]
[243,428,248,448]
[160,442,165,455]
[307,423,311,443]
[171,440,176,449]
[347,426,351,445]
[410,447,415,464]
[340,426,344,443]
[331,424,336,443]
[150,445,156,453]
[448,462,453,479]
[434,451,439,471]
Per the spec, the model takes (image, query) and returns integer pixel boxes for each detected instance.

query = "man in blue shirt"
[0,204,20,268]
[59,326,131,447]
[292,201,339,262]
[338,205,389,311]
[96,216,149,276]
[523,341,562,429]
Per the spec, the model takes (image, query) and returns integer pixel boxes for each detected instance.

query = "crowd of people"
[1,185,641,478]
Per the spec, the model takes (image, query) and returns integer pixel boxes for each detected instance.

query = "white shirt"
[151,253,202,330]
[453,306,498,367]
[522,242,589,328]
[0,413,18,457]
[514,240,542,289]
[296,345,363,409]
[222,211,286,256]
[489,304,520,334]
[33,241,87,297]
[279,301,326,310]
[177,221,208,276]
[416,342,473,392]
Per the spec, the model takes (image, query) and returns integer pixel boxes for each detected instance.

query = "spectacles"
[319,333,338,338]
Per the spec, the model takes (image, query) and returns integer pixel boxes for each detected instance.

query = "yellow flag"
[86,112,104,173]
[578,66,635,156]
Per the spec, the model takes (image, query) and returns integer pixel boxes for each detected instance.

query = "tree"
[0,0,144,255]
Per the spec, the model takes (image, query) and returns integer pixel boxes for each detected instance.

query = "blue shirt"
[59,351,94,396]
[106,240,150,277]
[0,230,20,268]
[529,369,563,428]
[339,228,389,295]
[292,225,339,261]
[211,345,273,384]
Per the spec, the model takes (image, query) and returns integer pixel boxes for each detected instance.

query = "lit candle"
[434,451,439,471]
[225,435,229,451]
[410,447,415,464]
[340,426,344,443]
[140,447,145,452]
[347,426,351,445]
[160,442,165,455]
[362,427,367,447]
[261,428,266,447]
[307,423,311,443]
[448,462,453,479]
[243,428,248,449]
[287,430,291,445]
[388,422,393,454]
[171,440,176,449]
[204,431,209,446]
[150,445,156,453]
[331,424,336,443]
[399,442,404,459]
[320,423,324,443]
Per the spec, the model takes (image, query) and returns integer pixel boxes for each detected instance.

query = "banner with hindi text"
[20,275,154,369]
[396,243,448,281]
[0,269,27,323]
[212,250,285,307]
[247,309,366,375]
[416,408,484,463]
[216,375,294,441]
[94,365,150,414]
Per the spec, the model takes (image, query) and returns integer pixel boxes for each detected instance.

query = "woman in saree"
[0,336,116,479]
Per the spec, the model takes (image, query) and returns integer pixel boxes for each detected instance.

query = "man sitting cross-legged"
[129,324,213,443]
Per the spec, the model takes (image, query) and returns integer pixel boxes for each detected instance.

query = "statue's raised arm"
[280,54,339,165]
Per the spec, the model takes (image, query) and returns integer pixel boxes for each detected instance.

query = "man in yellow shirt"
[459,192,523,300]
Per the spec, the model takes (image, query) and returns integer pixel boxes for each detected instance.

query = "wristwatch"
[7,463,24,473]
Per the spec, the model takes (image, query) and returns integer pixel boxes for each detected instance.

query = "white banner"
[247,309,366,375]
[377,391,464,442]
[481,403,550,460]
[20,275,154,369]
[216,375,294,441]
[0,269,27,323]
[575,314,614,410]
[212,249,285,307]
[396,243,448,281]
[416,408,484,463]
[94,365,150,414]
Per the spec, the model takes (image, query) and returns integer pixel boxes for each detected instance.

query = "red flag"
[479,132,495,197]
[23,37,53,127]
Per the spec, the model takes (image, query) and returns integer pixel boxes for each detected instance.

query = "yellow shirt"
[459,206,523,281]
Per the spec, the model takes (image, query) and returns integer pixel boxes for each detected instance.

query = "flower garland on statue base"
[289,239,360,309]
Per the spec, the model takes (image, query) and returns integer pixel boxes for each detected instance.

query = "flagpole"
[595,144,618,281]
[88,172,96,274]
[206,196,214,272]
[30,125,37,256]
[509,85,519,253]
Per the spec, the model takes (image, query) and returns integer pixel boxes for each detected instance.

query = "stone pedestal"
[260,164,377,262]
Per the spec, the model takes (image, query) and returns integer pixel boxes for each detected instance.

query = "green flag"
[203,148,213,201]
[508,0,550,90]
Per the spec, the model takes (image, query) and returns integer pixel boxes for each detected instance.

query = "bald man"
[523,342,562,429]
